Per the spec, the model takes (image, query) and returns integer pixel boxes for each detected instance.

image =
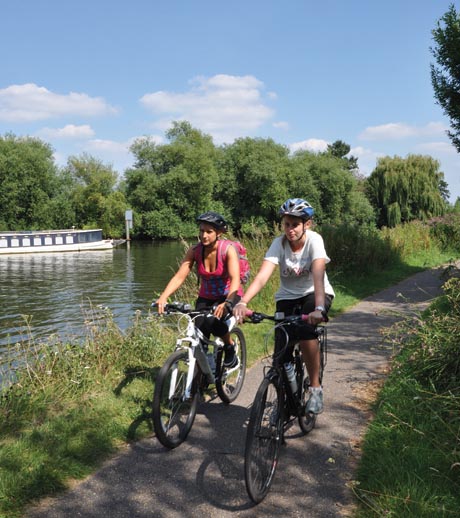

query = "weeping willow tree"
[366,155,447,227]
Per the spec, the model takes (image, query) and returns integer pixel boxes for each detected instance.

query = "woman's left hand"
[213,302,227,319]
[308,309,325,325]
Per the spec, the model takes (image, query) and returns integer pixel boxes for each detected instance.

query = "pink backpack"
[194,239,251,285]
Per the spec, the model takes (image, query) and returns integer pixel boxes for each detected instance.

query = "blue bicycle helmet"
[279,198,314,220]
[196,211,228,231]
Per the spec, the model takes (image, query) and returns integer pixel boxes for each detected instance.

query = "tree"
[326,140,358,172]
[366,155,446,227]
[125,121,219,238]
[0,134,60,230]
[291,150,375,226]
[431,4,460,151]
[63,154,127,236]
[217,137,291,231]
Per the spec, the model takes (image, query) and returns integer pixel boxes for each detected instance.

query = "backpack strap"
[219,239,234,266]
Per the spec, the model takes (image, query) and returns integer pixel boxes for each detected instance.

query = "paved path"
[25,266,449,518]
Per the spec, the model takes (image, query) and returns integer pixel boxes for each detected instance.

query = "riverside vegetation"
[1,218,460,518]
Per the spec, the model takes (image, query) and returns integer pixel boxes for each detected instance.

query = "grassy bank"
[353,276,460,517]
[0,219,459,518]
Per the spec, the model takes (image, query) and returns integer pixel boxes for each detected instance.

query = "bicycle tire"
[152,349,199,449]
[215,327,247,404]
[244,376,283,503]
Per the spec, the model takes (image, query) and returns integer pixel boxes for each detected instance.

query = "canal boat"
[0,229,125,255]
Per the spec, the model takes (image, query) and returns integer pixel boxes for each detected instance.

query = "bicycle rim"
[152,349,199,449]
[244,377,283,503]
[215,327,247,404]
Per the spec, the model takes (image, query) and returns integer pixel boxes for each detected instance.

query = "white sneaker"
[306,388,323,414]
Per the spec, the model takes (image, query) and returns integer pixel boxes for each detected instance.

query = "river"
[0,241,187,349]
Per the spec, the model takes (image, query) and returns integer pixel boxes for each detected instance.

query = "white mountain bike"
[151,301,247,449]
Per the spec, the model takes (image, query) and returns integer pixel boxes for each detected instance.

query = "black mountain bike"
[151,302,247,449]
[243,310,328,503]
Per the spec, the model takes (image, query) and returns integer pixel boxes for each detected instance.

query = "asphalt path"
[25,266,449,518]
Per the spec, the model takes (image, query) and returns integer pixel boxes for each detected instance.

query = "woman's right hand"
[155,296,168,314]
[233,301,248,323]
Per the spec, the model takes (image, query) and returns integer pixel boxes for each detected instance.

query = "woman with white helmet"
[233,198,334,414]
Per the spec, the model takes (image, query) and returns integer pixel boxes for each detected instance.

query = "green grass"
[1,219,459,518]
[353,277,460,517]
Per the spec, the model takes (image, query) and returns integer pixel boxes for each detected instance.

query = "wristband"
[315,305,325,312]
[224,299,234,308]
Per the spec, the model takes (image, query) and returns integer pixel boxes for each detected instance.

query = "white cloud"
[38,124,95,139]
[359,121,447,141]
[289,138,329,154]
[140,74,274,143]
[273,121,289,130]
[349,146,385,176]
[415,140,458,155]
[82,135,164,172]
[0,83,117,122]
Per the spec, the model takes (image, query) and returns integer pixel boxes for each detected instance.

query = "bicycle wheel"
[245,376,283,503]
[152,349,199,449]
[215,327,247,404]
[297,356,317,433]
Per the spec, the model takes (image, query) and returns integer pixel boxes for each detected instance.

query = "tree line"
[0,122,457,239]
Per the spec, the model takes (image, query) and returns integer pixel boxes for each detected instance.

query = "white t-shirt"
[264,231,335,301]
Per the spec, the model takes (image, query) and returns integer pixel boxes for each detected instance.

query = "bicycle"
[151,301,247,449]
[243,309,328,503]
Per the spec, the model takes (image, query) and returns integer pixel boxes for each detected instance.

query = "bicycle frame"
[248,310,327,421]
[167,310,239,396]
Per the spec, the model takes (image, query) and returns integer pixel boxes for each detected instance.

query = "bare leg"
[300,338,320,387]
[221,332,233,346]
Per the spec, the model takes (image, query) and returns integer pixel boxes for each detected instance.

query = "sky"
[1,0,459,202]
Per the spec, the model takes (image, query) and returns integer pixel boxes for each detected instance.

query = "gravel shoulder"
[25,266,448,518]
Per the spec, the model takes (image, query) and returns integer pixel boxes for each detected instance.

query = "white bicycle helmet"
[279,198,314,220]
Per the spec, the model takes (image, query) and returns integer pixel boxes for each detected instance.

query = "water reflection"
[0,241,186,348]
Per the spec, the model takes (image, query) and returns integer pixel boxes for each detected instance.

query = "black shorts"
[195,295,241,338]
[275,293,333,352]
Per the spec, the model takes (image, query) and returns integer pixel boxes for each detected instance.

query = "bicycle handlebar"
[151,301,193,314]
[244,309,328,324]
[151,301,218,316]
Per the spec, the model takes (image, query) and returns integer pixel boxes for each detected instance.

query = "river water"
[0,241,187,349]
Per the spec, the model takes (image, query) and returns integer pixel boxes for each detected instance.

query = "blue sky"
[1,0,459,202]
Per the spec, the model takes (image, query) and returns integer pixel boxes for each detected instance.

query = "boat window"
[77,230,102,243]
[55,236,64,245]
[22,238,31,247]
[66,236,74,244]
[33,238,42,246]
[11,239,20,247]
[44,237,53,245]
[0,239,7,248]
